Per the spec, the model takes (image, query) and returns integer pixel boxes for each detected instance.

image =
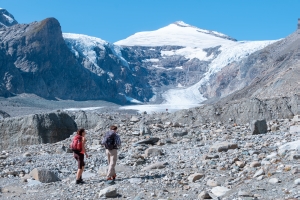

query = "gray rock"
[142,162,168,171]
[29,168,60,183]
[294,178,300,185]
[268,178,280,184]
[250,161,261,167]
[238,191,253,197]
[251,119,268,135]
[188,173,204,182]
[207,179,220,187]
[99,186,117,198]
[130,116,140,122]
[211,186,230,197]
[209,142,238,152]
[133,137,159,146]
[0,112,77,149]
[253,169,265,178]
[144,147,162,157]
[198,191,212,199]
[172,131,188,137]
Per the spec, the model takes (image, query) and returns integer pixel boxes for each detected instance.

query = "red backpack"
[70,135,83,151]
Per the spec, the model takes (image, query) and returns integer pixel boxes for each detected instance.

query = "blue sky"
[1,0,299,43]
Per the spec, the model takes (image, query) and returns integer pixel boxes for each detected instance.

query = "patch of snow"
[143,58,160,62]
[107,72,114,78]
[152,65,170,70]
[3,14,14,24]
[175,66,183,70]
[109,44,129,68]
[125,96,142,104]
[177,83,184,88]
[64,107,103,111]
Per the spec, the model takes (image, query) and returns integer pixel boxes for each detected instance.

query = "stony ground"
[0,112,299,200]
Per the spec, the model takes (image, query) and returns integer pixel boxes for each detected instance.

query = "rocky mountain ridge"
[0,9,280,104]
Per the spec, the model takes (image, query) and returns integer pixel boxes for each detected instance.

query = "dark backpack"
[103,133,116,150]
[70,135,83,152]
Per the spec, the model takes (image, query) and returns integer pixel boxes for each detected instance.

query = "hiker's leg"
[110,149,117,176]
[106,150,112,178]
[107,149,117,178]
[76,153,85,180]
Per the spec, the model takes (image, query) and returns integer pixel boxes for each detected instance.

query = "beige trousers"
[106,149,117,178]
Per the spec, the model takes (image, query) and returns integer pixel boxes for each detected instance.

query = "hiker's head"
[77,128,86,136]
[110,125,117,132]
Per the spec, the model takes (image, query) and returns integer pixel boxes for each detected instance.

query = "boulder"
[0,112,77,149]
[29,168,60,183]
[144,147,163,157]
[211,186,230,197]
[253,168,265,178]
[250,119,267,135]
[133,138,159,146]
[99,186,117,198]
[172,131,188,137]
[278,140,300,155]
[209,142,238,152]
[142,162,168,171]
[188,173,204,182]
[198,191,212,199]
[130,116,140,122]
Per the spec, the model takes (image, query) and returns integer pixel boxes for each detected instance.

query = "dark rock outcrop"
[0,110,10,119]
[0,112,77,149]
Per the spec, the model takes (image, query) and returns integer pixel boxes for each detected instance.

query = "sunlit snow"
[63,33,129,71]
[3,14,14,24]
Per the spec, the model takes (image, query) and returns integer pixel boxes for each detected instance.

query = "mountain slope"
[115,21,277,104]
[203,30,300,102]
[0,9,153,103]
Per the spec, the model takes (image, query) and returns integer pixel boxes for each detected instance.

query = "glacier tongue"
[162,40,278,105]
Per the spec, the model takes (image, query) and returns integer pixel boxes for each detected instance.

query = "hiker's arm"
[83,137,88,158]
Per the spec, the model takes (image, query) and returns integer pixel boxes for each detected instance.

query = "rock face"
[200,31,300,102]
[0,11,153,103]
[0,112,77,149]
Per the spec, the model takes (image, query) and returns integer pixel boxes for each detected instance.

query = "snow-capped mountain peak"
[115,21,236,48]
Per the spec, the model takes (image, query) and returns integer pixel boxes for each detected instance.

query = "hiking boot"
[112,174,117,180]
[107,177,113,181]
[75,179,81,184]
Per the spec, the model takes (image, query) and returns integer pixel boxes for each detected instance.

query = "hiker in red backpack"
[101,125,121,181]
[71,128,89,184]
